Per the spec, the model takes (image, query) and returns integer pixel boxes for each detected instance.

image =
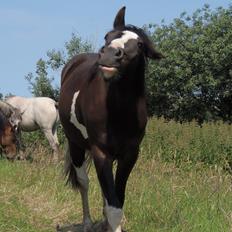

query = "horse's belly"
[20,120,39,132]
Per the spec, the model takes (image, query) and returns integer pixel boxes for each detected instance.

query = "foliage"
[143,118,232,168]
[19,125,66,160]
[0,93,14,100]
[146,4,232,123]
[25,33,94,101]
[25,59,59,101]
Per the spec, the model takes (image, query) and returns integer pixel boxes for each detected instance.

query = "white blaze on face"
[70,91,88,139]
[110,30,139,49]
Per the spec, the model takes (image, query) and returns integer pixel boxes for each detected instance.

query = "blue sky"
[1,0,231,97]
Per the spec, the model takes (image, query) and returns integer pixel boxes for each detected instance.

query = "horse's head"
[0,113,18,160]
[0,100,22,132]
[98,6,163,80]
[8,108,22,132]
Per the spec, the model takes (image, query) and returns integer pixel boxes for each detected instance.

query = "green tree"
[25,59,59,100]
[146,4,232,123]
[25,33,93,101]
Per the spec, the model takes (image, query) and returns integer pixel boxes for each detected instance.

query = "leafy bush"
[142,118,232,168]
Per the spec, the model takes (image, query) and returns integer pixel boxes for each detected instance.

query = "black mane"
[124,24,151,41]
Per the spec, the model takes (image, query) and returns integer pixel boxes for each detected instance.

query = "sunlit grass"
[0,118,232,231]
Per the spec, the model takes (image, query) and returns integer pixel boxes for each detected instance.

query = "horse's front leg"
[91,145,123,232]
[115,147,139,207]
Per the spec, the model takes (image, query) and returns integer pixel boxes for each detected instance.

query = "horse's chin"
[99,65,118,80]
[6,156,16,161]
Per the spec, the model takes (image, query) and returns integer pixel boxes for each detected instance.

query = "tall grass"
[0,118,231,231]
[143,118,232,167]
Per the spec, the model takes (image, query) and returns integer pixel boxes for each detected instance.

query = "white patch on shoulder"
[70,91,88,139]
[110,30,139,49]
[105,200,123,232]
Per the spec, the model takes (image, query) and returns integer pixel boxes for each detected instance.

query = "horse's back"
[34,97,58,119]
[7,96,57,114]
[60,53,99,112]
[6,96,29,111]
[61,53,98,86]
[7,96,58,130]
[30,97,58,129]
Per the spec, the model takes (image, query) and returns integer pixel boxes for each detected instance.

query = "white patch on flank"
[105,199,123,232]
[74,152,89,188]
[70,91,88,139]
[74,151,92,230]
[110,30,138,49]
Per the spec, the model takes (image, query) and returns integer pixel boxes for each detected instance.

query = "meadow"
[0,118,231,232]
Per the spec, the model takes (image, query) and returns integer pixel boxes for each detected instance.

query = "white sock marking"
[70,91,88,139]
[74,163,88,188]
[105,200,123,232]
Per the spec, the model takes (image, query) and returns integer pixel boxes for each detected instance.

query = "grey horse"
[6,96,60,161]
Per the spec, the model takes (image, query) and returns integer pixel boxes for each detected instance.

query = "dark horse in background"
[59,7,162,232]
[0,111,17,160]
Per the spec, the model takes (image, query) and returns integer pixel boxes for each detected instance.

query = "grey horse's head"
[8,109,22,131]
[0,100,22,131]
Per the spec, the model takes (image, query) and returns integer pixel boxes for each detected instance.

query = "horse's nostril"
[115,48,123,59]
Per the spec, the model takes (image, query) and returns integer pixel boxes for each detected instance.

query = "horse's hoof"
[93,220,108,232]
[83,226,94,232]
[83,220,94,232]
[56,224,61,231]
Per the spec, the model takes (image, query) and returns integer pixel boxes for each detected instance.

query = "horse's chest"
[68,87,147,151]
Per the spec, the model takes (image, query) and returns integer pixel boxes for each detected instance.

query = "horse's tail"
[64,143,80,189]
[64,143,92,190]
[55,101,59,109]
[54,101,60,123]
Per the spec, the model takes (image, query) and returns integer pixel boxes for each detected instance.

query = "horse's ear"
[9,109,14,116]
[146,48,164,60]
[145,40,164,60]
[113,6,126,29]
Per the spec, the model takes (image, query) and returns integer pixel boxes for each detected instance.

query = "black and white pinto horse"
[59,7,162,232]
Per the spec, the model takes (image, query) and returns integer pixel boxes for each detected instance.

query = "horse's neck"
[107,67,145,100]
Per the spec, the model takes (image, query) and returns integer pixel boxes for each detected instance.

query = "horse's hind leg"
[52,126,59,147]
[52,123,61,158]
[42,128,59,161]
[66,142,93,232]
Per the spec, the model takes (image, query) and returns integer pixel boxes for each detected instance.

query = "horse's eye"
[138,42,143,48]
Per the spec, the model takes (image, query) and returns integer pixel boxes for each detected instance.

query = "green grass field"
[0,118,232,232]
